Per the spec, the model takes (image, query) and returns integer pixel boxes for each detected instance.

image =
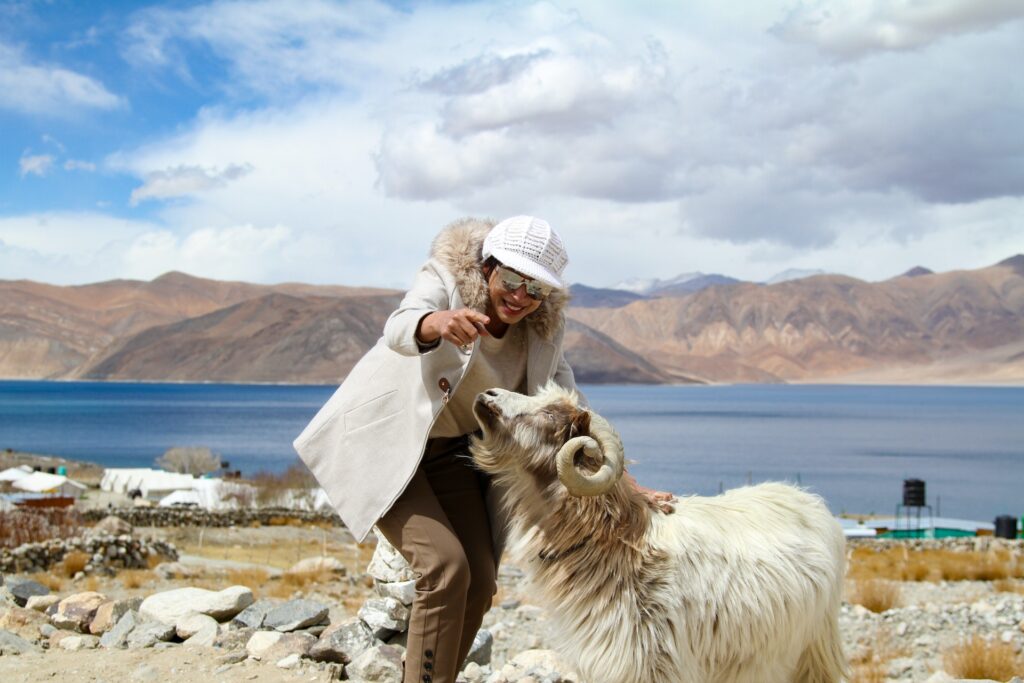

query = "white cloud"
[123,224,292,281]
[773,0,1024,58]
[129,163,254,205]
[0,41,124,115]
[19,153,54,177]
[64,159,97,172]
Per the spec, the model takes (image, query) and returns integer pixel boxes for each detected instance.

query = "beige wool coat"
[293,217,580,542]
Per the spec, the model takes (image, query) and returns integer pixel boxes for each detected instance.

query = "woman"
[295,216,665,683]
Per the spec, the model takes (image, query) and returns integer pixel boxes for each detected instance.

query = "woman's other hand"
[416,309,491,348]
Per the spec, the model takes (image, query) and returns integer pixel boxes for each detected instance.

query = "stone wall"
[81,507,342,528]
[0,535,178,575]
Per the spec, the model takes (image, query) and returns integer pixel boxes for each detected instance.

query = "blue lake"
[0,380,1021,521]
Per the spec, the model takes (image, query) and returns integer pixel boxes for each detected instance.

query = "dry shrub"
[30,571,63,591]
[58,550,91,578]
[226,568,270,590]
[994,579,1024,595]
[944,636,1023,681]
[120,569,155,589]
[261,568,336,599]
[849,625,907,683]
[250,461,318,506]
[849,546,1022,583]
[849,579,901,613]
[146,553,166,569]
[0,509,82,548]
[79,575,100,592]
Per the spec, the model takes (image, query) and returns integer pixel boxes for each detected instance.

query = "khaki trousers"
[376,436,497,683]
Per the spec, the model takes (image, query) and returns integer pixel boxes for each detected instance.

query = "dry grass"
[848,546,1024,583]
[120,570,156,589]
[30,571,63,591]
[944,636,1023,681]
[848,579,901,613]
[848,625,908,683]
[993,578,1024,595]
[57,550,90,578]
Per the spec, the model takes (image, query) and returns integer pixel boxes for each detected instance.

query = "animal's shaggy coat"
[471,384,847,683]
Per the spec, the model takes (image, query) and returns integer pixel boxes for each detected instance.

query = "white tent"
[0,465,33,482]
[101,468,197,500]
[11,471,87,498]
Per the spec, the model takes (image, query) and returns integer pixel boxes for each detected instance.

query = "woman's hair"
[482,255,500,278]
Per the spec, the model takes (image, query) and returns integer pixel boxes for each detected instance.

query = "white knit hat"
[482,216,568,289]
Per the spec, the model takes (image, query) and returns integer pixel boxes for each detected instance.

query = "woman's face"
[487,265,544,326]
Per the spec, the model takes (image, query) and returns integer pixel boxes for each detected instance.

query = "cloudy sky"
[2,0,1022,289]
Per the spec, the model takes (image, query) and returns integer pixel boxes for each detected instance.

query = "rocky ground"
[2,520,1023,682]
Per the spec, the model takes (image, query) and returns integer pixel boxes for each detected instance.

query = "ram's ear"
[570,410,591,438]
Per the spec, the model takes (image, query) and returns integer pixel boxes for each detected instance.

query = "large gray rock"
[127,617,176,649]
[264,599,330,632]
[90,599,131,634]
[358,597,409,640]
[231,598,276,629]
[309,617,378,664]
[346,644,405,682]
[176,611,218,640]
[100,610,138,649]
[139,585,253,624]
[3,577,49,607]
[50,591,107,632]
[465,628,493,667]
[366,534,415,583]
[0,628,39,655]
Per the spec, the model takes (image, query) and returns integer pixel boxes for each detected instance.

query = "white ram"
[471,383,847,683]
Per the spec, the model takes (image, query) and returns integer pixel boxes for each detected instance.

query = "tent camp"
[11,471,87,498]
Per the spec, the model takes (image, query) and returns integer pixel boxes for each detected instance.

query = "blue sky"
[2,0,1023,288]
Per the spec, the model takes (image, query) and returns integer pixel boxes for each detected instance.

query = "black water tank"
[994,515,1018,539]
[903,479,926,507]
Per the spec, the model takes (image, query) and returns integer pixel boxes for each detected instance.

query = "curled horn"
[556,412,625,496]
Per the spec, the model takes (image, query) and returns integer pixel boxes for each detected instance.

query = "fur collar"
[430,217,568,342]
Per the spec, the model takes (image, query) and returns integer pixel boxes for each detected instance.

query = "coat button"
[422,676,432,682]
[437,378,450,394]
[424,662,433,671]
[425,649,434,658]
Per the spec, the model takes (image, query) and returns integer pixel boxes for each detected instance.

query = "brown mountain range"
[2,257,1022,385]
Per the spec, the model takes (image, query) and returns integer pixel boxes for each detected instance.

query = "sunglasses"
[496,265,553,301]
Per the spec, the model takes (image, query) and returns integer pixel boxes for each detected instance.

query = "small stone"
[59,634,100,651]
[1001,629,1015,644]
[246,630,284,659]
[88,515,133,537]
[153,562,199,580]
[500,599,521,610]
[375,579,416,606]
[287,556,346,575]
[276,653,303,669]
[366,533,416,582]
[264,599,330,632]
[25,595,60,612]
[176,611,218,640]
[216,651,248,665]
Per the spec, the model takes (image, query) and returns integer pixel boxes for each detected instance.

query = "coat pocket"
[344,390,401,434]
